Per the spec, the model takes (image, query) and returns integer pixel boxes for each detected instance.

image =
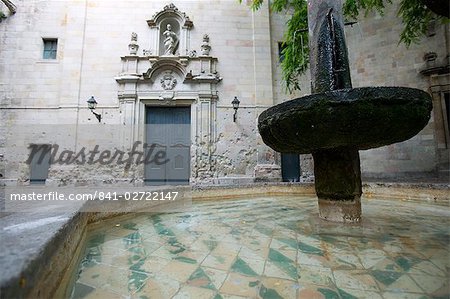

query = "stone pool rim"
[0,181,448,298]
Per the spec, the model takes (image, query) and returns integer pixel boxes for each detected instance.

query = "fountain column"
[307,0,362,222]
[258,0,431,225]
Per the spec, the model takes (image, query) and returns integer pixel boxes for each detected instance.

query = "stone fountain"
[258,0,432,223]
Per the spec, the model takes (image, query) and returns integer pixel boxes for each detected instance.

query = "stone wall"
[0,0,447,186]
[270,1,448,181]
[0,0,280,186]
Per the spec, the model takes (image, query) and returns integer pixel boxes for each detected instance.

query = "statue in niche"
[162,24,179,55]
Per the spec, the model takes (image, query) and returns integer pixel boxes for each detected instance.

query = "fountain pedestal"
[313,148,361,222]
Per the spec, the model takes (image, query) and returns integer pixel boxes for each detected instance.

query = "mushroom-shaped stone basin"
[258,87,432,153]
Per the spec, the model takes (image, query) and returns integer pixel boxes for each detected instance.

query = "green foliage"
[397,0,438,46]
[238,0,261,10]
[278,1,309,92]
[343,0,392,18]
[343,0,444,46]
[242,0,448,92]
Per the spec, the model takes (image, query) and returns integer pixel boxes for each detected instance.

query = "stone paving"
[69,196,449,298]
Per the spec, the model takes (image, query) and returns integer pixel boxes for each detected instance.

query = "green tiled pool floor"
[69,196,449,298]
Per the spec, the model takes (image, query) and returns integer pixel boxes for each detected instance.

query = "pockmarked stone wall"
[0,0,280,186]
[0,0,447,186]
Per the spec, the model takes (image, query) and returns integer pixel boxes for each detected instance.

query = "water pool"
[67,196,449,298]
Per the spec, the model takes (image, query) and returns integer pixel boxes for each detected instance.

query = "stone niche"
[146,3,193,57]
[115,3,223,185]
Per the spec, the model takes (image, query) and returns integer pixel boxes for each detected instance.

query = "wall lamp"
[232,96,240,122]
[87,96,102,122]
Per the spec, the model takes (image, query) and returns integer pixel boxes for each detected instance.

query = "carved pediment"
[144,57,186,82]
[146,3,193,28]
[142,56,222,84]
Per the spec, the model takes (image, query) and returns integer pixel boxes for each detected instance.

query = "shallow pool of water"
[68,196,449,298]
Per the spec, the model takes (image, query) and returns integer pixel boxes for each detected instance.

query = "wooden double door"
[145,107,191,185]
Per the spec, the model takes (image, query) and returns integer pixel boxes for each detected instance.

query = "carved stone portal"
[115,4,223,184]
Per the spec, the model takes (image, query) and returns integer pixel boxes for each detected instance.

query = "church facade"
[0,0,448,186]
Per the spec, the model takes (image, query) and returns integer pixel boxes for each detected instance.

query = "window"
[43,38,57,59]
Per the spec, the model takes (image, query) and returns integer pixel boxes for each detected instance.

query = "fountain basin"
[65,190,449,298]
[1,183,448,298]
[258,86,432,153]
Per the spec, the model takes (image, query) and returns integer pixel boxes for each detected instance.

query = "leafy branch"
[241,0,448,92]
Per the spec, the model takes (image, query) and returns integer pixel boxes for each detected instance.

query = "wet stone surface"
[69,195,449,298]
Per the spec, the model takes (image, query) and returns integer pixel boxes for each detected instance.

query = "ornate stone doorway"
[115,4,222,185]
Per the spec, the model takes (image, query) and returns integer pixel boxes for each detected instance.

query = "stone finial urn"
[201,34,211,56]
[128,32,139,55]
